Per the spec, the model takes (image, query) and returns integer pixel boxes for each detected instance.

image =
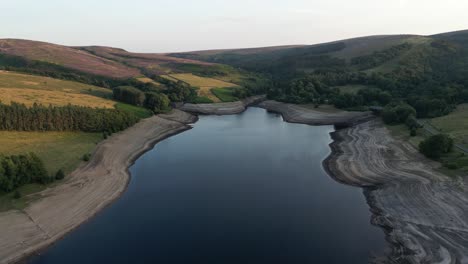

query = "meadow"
[429,104,468,147]
[162,73,238,102]
[0,131,102,211]
[0,71,115,107]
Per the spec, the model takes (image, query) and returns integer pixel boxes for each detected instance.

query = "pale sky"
[1,0,467,53]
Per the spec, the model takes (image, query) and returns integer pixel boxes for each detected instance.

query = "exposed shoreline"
[323,120,468,263]
[178,95,266,115]
[258,100,375,126]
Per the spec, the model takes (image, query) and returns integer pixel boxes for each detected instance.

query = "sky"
[1,0,468,53]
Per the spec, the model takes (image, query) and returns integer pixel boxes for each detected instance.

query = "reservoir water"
[30,107,385,264]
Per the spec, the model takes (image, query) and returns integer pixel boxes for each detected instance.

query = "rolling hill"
[170,34,428,74]
[0,39,140,78]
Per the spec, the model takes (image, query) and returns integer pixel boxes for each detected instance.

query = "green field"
[386,105,468,176]
[211,87,239,102]
[0,131,102,175]
[0,131,102,211]
[161,73,239,102]
[115,103,153,119]
[429,104,468,147]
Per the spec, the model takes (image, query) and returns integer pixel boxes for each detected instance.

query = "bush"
[83,153,91,162]
[55,169,65,180]
[419,134,454,159]
[444,162,459,170]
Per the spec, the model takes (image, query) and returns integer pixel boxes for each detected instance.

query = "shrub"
[55,169,65,180]
[419,134,453,159]
[83,153,91,162]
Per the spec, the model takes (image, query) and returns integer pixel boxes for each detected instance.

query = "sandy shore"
[324,120,468,263]
[178,95,266,115]
[258,100,375,126]
[0,110,196,264]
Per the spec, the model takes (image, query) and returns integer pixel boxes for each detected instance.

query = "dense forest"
[0,102,140,133]
[264,39,468,122]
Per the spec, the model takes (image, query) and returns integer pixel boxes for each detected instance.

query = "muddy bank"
[0,110,196,264]
[324,120,468,263]
[178,95,266,115]
[258,100,374,126]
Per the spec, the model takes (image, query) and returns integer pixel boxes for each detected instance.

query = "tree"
[382,103,416,124]
[419,134,453,159]
[144,92,170,113]
[113,86,145,106]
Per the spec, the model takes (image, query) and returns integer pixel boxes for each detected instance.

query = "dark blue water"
[30,107,385,264]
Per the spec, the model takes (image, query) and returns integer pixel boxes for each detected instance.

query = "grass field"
[169,73,238,88]
[136,76,161,87]
[162,73,239,102]
[211,87,239,102]
[0,88,115,108]
[0,71,116,107]
[0,131,102,175]
[160,75,179,82]
[429,104,468,147]
[386,107,468,176]
[0,131,102,211]
[115,103,153,119]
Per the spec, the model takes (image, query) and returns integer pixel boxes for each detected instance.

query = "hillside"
[170,35,420,73]
[0,39,140,78]
[80,46,216,75]
[0,70,115,108]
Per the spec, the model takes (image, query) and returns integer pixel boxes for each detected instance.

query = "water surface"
[31,107,385,264]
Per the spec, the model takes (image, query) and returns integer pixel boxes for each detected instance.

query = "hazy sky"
[1,0,467,52]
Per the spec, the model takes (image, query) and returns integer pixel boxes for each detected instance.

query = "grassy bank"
[0,131,102,211]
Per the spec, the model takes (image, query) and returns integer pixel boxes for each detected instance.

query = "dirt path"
[324,120,468,263]
[0,110,196,264]
[258,100,374,126]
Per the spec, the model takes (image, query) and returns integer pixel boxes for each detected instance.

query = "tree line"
[0,102,139,133]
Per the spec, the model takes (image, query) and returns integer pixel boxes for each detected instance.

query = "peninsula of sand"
[1,96,467,263]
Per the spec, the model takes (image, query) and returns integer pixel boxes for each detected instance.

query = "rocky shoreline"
[323,120,468,263]
[178,95,266,115]
[258,100,375,126]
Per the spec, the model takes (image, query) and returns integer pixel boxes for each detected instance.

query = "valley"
[1,29,468,263]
